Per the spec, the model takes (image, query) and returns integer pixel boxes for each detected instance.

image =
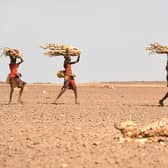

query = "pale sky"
[0,0,168,83]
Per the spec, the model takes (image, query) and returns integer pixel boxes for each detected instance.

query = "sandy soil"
[0,82,168,168]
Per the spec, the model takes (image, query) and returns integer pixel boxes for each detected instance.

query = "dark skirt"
[63,79,76,90]
[9,76,26,88]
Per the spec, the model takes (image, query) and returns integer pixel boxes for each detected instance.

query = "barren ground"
[0,82,168,168]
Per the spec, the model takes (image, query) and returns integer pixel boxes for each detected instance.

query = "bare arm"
[18,57,24,64]
[70,55,80,64]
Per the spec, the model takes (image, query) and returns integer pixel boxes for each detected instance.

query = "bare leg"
[53,88,67,104]
[18,86,24,104]
[159,92,168,106]
[166,56,168,87]
[8,86,14,104]
[73,87,79,104]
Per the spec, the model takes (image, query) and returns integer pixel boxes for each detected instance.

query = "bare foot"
[159,100,164,107]
[52,101,58,105]
[18,100,23,104]
[8,101,11,105]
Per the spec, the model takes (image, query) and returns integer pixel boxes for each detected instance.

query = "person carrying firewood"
[159,54,168,106]
[53,48,80,104]
[8,56,26,104]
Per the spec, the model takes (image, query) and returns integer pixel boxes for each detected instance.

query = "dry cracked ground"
[0,82,168,168]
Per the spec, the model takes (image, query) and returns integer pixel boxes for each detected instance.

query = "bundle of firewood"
[114,118,168,143]
[56,70,65,78]
[40,44,80,57]
[3,48,22,58]
[146,42,168,54]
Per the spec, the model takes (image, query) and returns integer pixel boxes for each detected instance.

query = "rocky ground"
[0,82,168,168]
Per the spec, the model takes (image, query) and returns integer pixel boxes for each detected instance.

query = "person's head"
[64,56,71,63]
[66,48,71,57]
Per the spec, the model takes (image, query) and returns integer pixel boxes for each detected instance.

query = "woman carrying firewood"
[146,43,168,106]
[8,56,26,104]
[54,48,80,104]
[159,54,168,106]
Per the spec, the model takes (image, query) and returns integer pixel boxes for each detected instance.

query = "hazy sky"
[0,0,168,83]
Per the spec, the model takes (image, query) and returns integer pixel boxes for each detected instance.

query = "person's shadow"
[136,104,168,107]
[122,103,168,107]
